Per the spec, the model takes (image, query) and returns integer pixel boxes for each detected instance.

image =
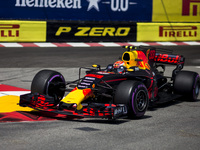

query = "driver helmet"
[113,60,126,73]
[113,61,124,68]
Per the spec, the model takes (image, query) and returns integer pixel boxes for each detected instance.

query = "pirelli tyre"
[174,71,200,101]
[114,80,149,118]
[31,70,66,103]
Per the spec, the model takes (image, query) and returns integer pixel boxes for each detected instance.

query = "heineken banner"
[0,1,200,22]
[0,0,152,22]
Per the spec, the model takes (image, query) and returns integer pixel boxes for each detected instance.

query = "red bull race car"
[20,46,200,120]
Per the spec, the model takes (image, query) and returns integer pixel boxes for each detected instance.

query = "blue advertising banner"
[0,0,152,21]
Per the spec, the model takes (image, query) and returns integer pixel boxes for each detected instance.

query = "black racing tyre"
[174,71,200,101]
[114,80,149,118]
[31,70,66,103]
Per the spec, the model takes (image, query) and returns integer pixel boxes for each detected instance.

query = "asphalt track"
[0,45,200,68]
[0,46,200,150]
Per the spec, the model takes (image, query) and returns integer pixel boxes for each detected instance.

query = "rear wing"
[154,53,185,65]
[122,46,185,65]
[122,46,185,77]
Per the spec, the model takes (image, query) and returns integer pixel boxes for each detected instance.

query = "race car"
[20,46,200,120]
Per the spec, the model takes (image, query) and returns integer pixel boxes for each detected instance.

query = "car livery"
[20,46,200,120]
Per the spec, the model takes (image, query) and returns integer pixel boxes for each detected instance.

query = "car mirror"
[127,67,139,72]
[92,64,101,70]
[127,68,134,72]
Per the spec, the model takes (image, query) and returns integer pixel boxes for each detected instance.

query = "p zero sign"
[47,21,136,42]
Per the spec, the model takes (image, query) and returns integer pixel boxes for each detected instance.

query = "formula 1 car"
[20,46,200,120]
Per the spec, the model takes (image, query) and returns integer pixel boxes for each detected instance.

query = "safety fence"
[0,0,200,42]
[0,21,200,42]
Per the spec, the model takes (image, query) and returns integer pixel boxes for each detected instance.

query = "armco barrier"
[47,21,136,42]
[0,20,46,42]
[137,23,200,42]
[0,0,152,22]
[1,20,200,42]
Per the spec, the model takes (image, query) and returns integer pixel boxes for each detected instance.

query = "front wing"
[19,93,127,120]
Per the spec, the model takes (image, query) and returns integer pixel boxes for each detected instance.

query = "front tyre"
[31,70,66,103]
[114,80,149,118]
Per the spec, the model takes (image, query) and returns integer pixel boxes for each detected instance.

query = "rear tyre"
[174,71,200,101]
[31,70,66,103]
[114,80,149,118]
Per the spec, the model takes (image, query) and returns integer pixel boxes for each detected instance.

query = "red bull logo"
[0,24,20,37]
[137,51,150,70]
[182,0,200,16]
[159,26,197,38]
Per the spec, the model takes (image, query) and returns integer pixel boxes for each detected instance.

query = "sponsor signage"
[47,21,136,42]
[153,0,200,22]
[0,0,152,21]
[137,23,200,42]
[159,26,197,38]
[0,24,20,38]
[0,21,46,42]
[182,0,200,16]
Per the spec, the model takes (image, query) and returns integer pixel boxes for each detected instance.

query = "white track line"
[128,42,150,46]
[183,42,200,45]
[34,43,57,47]
[67,42,90,47]
[0,43,23,47]
[156,42,177,46]
[98,42,120,47]
[0,91,30,97]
